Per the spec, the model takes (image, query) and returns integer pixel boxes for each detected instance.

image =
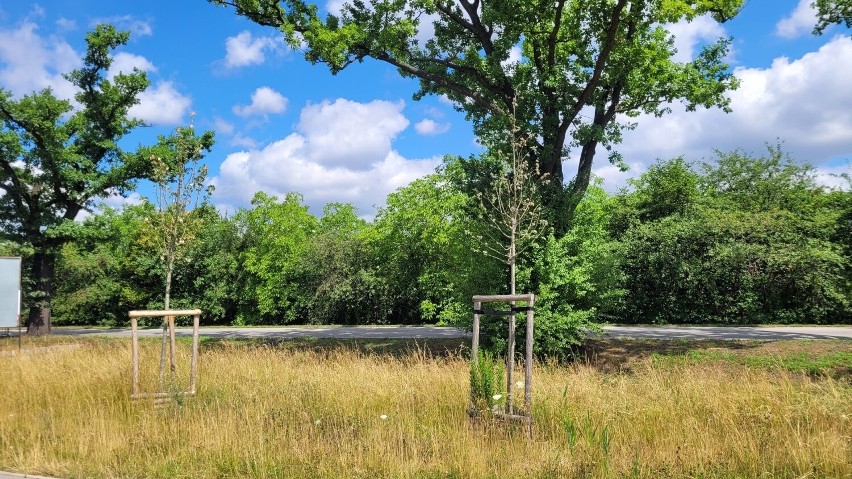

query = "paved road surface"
[599,325,852,340]
[52,325,465,340]
[45,325,852,340]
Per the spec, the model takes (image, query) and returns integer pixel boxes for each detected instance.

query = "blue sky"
[0,1,849,217]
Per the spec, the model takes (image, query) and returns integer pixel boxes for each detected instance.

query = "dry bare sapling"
[474,120,549,297]
[471,110,548,419]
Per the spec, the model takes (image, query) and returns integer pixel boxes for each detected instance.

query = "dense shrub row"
[3,148,847,356]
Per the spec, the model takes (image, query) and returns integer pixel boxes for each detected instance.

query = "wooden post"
[524,294,534,416]
[189,313,200,394]
[469,294,535,432]
[470,300,481,412]
[506,312,515,414]
[167,315,177,374]
[128,309,201,402]
[131,316,139,396]
[157,321,168,389]
[472,301,481,358]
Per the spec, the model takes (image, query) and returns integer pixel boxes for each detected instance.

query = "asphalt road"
[599,325,852,340]
[45,324,852,340]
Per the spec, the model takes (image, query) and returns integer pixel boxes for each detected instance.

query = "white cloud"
[102,191,144,209]
[233,86,288,117]
[776,0,817,39]
[92,15,153,37]
[78,191,144,222]
[298,98,410,169]
[107,52,156,80]
[128,81,192,125]
[414,118,450,135]
[213,117,235,135]
[423,106,444,118]
[27,4,46,19]
[592,161,646,192]
[607,36,852,191]
[0,22,81,100]
[326,0,347,16]
[415,12,439,46]
[223,31,280,68]
[55,18,77,32]
[0,21,179,130]
[814,163,852,190]
[501,45,522,71]
[230,132,258,149]
[666,14,727,63]
[212,98,439,215]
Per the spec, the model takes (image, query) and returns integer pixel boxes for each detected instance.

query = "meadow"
[0,336,849,478]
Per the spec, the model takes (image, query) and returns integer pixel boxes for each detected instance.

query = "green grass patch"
[649,342,851,378]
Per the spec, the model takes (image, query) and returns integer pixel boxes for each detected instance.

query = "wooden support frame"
[470,294,535,432]
[129,309,201,401]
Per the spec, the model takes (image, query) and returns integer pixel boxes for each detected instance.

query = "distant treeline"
[2,148,848,353]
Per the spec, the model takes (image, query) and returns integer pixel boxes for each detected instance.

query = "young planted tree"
[0,25,151,334]
[210,0,742,232]
[139,116,214,382]
[475,118,549,297]
[141,116,216,313]
[473,116,548,389]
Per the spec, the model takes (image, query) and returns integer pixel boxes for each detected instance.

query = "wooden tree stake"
[129,309,202,402]
[469,294,535,435]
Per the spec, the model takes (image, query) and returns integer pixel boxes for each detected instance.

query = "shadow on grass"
[577,338,852,380]
[576,338,761,373]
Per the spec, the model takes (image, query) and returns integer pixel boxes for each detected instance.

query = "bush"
[618,208,850,324]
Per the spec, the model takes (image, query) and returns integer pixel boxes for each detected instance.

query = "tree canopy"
[140,119,216,311]
[210,0,743,232]
[0,25,152,333]
[813,0,852,34]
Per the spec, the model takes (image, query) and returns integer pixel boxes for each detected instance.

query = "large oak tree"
[211,0,743,233]
[0,25,153,334]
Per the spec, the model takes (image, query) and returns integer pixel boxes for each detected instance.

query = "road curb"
[0,472,61,479]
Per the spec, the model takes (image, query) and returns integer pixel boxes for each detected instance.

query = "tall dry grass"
[0,339,849,478]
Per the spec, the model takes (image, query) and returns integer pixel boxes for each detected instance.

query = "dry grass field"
[0,336,849,478]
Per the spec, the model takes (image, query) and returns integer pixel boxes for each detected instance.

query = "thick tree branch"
[564,0,628,123]
[0,161,29,218]
[548,0,566,67]
[376,52,506,114]
[217,0,289,28]
[419,56,509,101]
[435,1,495,55]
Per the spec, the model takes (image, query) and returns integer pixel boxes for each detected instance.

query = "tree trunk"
[26,251,55,335]
[165,260,173,311]
[537,111,566,185]
[158,260,174,388]
[559,139,599,234]
[25,204,81,336]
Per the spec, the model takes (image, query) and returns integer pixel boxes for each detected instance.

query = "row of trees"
[4,148,844,357]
